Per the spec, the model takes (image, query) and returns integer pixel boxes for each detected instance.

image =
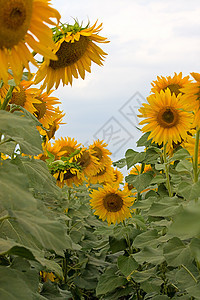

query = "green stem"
[163,144,172,197]
[193,128,200,183]
[0,86,15,110]
[0,215,10,222]
[181,264,198,283]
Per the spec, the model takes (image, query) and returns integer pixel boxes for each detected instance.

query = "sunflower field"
[1,1,200,300]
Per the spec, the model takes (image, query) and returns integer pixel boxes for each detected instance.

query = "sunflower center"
[10,88,26,107]
[157,107,179,128]
[0,0,33,48]
[59,146,76,156]
[93,146,103,161]
[34,99,46,120]
[63,170,76,180]
[164,84,181,96]
[46,122,57,140]
[77,151,91,168]
[49,36,90,69]
[103,193,123,212]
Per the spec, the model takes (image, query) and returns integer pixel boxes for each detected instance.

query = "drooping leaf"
[125,149,146,169]
[0,110,42,155]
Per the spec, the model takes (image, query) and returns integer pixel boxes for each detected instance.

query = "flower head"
[35,20,109,92]
[90,185,134,225]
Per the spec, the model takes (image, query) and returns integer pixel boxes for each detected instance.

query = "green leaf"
[148,198,183,217]
[117,255,138,278]
[109,236,127,253]
[0,266,36,300]
[163,237,192,267]
[133,230,159,248]
[96,268,127,296]
[0,110,42,155]
[130,267,156,283]
[175,160,193,173]
[125,172,154,193]
[0,140,17,156]
[112,158,126,168]
[137,132,152,147]
[125,149,146,169]
[169,148,191,162]
[178,181,200,200]
[13,156,61,197]
[133,246,164,265]
[150,175,166,185]
[168,203,200,239]
[40,281,72,299]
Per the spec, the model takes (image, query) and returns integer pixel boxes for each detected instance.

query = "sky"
[50,0,200,167]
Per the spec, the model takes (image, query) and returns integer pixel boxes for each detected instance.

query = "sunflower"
[37,140,58,161]
[5,79,40,114]
[90,185,133,225]
[40,271,55,282]
[0,0,60,84]
[183,135,200,164]
[138,89,193,146]
[53,137,82,159]
[180,73,200,127]
[151,72,191,96]
[89,139,112,170]
[38,108,65,142]
[33,89,61,128]
[54,167,85,188]
[35,20,109,92]
[88,163,115,185]
[73,148,101,178]
[104,167,124,186]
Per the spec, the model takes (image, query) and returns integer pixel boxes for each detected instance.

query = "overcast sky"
[50,0,200,166]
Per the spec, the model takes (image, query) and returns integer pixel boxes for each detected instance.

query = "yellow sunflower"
[38,108,65,142]
[35,20,109,92]
[73,148,101,178]
[180,72,200,127]
[54,167,85,188]
[37,140,58,161]
[33,89,61,128]
[0,0,60,84]
[40,271,55,282]
[104,167,124,186]
[138,89,193,146]
[183,135,200,164]
[53,137,82,159]
[90,185,133,225]
[88,163,115,185]
[4,79,40,114]
[151,72,191,96]
[89,139,112,170]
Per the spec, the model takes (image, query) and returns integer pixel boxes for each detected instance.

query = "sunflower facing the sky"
[151,72,191,96]
[90,185,134,225]
[35,20,109,92]
[0,0,60,84]
[138,89,193,146]
[53,137,82,159]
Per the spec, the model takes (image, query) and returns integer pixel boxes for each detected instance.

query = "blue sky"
[50,0,200,166]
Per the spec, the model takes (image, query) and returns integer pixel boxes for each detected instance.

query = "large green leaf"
[13,156,61,197]
[0,266,36,300]
[163,237,192,267]
[117,255,138,278]
[125,172,154,193]
[125,149,146,169]
[133,246,164,265]
[0,110,42,155]
[0,161,71,255]
[96,267,126,296]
